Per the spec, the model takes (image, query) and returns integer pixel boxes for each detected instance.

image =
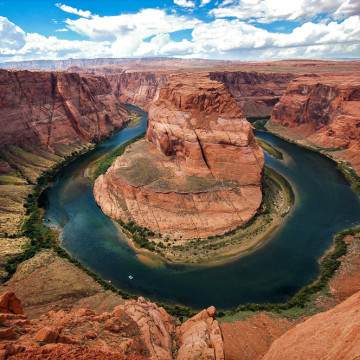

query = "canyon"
[268,75,360,176]
[0,68,131,237]
[94,74,264,240]
[0,59,359,359]
[65,67,295,117]
[0,69,131,153]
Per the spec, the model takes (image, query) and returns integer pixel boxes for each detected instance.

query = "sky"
[0,0,359,62]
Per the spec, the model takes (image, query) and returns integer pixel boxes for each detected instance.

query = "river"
[39,105,360,310]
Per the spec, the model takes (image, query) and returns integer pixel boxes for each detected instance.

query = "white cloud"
[210,0,360,23]
[55,28,68,32]
[0,16,26,53]
[9,32,111,61]
[200,0,212,6]
[174,0,196,8]
[55,3,92,18]
[154,15,360,59]
[1,3,359,63]
[333,0,360,19]
[64,8,201,57]
[135,33,196,56]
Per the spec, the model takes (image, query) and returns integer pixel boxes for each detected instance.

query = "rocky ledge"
[94,75,264,239]
[0,291,224,360]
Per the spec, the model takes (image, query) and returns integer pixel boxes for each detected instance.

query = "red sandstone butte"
[270,76,360,175]
[94,75,264,239]
[0,69,131,153]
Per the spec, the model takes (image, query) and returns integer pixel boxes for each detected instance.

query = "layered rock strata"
[106,72,168,110]
[94,76,264,239]
[270,76,360,175]
[209,71,295,117]
[0,69,131,154]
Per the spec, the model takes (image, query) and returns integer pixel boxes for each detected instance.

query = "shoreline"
[262,120,360,196]
[2,113,359,317]
[113,166,295,266]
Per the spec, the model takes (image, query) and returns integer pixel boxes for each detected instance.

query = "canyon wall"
[209,71,295,117]
[269,76,360,175]
[0,69,131,154]
[94,75,264,239]
[106,72,168,110]
[66,67,295,116]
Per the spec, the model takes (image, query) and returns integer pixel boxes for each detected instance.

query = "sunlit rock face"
[0,69,131,153]
[270,76,360,175]
[94,75,264,239]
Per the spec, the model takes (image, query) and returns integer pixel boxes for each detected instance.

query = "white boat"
[128,275,133,279]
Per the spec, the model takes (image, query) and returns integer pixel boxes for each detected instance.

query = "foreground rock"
[94,75,264,239]
[261,290,360,360]
[221,313,297,360]
[270,76,360,175]
[0,69,131,154]
[0,291,224,360]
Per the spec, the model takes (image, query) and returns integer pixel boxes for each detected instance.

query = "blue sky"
[0,0,359,62]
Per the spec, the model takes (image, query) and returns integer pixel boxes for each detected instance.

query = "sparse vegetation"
[252,118,269,131]
[125,112,143,128]
[92,132,145,181]
[256,138,283,160]
[217,226,360,318]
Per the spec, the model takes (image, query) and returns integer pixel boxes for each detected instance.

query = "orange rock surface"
[220,313,297,360]
[0,69,131,154]
[261,290,360,360]
[0,291,224,360]
[270,76,360,175]
[94,75,264,239]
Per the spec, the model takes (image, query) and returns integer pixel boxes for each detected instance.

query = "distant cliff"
[209,71,295,117]
[0,69,131,153]
[270,76,360,175]
[106,72,168,110]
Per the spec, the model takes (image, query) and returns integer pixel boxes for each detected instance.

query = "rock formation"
[270,76,360,175]
[0,291,224,360]
[261,290,360,360]
[94,75,264,239]
[0,69,131,154]
[106,72,168,110]
[209,71,295,117]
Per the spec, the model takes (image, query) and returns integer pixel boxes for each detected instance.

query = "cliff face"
[270,76,360,175]
[106,72,168,110]
[0,69,131,154]
[0,291,224,360]
[146,76,264,184]
[209,71,295,117]
[94,75,264,239]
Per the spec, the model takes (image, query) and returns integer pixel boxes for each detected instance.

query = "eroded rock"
[94,75,264,239]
